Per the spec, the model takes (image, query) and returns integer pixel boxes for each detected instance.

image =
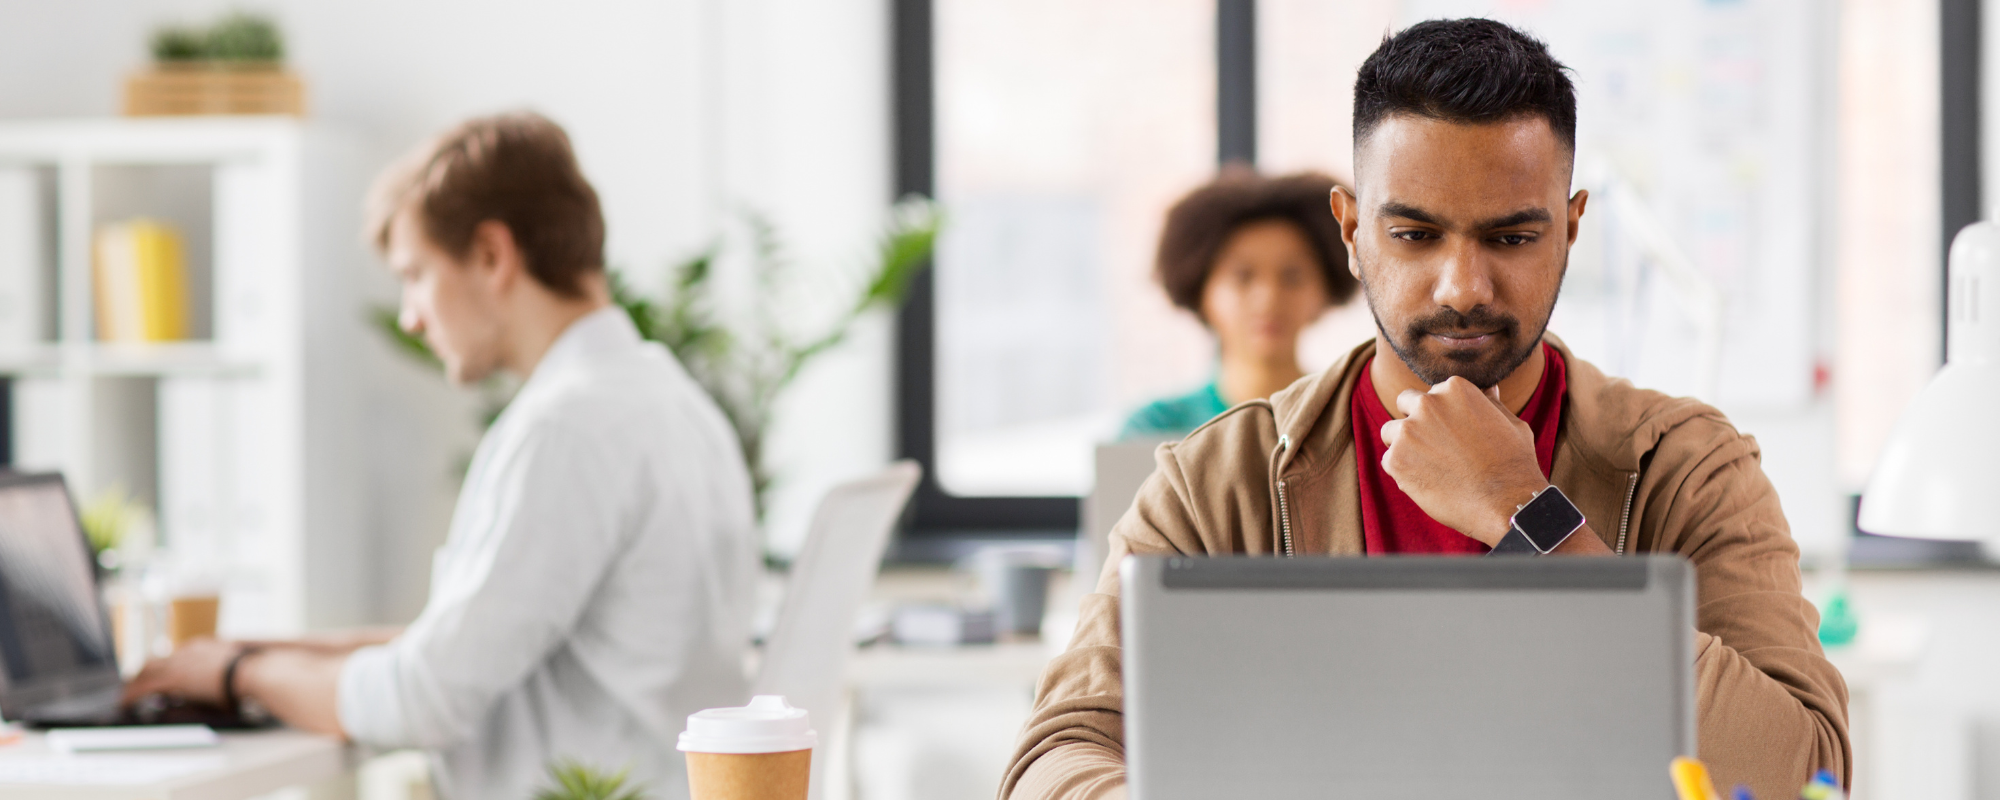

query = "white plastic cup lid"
[677,695,818,754]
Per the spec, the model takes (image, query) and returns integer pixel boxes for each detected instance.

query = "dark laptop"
[0,471,265,728]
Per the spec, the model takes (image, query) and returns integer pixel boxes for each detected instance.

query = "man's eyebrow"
[1475,208,1553,229]
[1377,202,1441,225]
[1375,203,1554,230]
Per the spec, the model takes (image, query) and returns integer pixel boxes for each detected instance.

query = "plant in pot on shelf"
[372,198,940,543]
[127,12,305,117]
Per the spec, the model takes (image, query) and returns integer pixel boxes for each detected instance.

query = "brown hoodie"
[1000,336,1850,800]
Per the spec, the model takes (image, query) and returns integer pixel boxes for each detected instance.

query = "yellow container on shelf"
[93,218,190,342]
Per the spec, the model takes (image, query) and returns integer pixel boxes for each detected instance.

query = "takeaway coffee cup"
[678,695,816,800]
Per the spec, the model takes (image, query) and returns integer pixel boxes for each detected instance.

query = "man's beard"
[1358,260,1561,390]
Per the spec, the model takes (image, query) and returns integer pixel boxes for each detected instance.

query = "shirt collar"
[529,305,643,381]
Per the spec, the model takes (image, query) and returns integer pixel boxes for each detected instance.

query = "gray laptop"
[0,471,264,728]
[0,472,125,724]
[1122,555,1693,800]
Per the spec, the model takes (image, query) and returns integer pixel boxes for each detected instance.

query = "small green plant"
[79,487,136,557]
[149,11,285,63]
[532,759,647,800]
[642,199,939,511]
[78,486,154,574]
[205,12,284,61]
[150,26,207,61]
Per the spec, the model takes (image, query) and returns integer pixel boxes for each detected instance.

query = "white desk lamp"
[1857,221,2000,544]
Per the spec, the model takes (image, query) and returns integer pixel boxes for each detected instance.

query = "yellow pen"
[1670,756,1722,800]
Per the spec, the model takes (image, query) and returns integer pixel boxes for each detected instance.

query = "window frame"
[1942,0,1981,353]
[888,0,1256,554]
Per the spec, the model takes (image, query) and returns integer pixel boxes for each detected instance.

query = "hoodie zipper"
[1275,435,1296,557]
[1615,472,1639,555]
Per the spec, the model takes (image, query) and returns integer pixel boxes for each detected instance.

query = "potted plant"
[125,12,305,116]
[372,198,940,539]
[532,759,648,800]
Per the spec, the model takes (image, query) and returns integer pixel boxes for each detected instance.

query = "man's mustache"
[1406,307,1521,339]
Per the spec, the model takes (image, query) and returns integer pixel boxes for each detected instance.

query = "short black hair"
[1353,18,1576,152]
[1155,168,1358,318]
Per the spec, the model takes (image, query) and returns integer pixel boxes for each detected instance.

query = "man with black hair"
[1000,19,1848,800]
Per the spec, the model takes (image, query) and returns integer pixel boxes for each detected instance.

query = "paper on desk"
[0,754,227,785]
[46,724,219,754]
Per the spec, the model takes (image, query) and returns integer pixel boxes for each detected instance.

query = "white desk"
[848,641,1054,688]
[0,728,351,800]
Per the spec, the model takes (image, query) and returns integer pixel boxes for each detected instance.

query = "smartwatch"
[1487,485,1585,556]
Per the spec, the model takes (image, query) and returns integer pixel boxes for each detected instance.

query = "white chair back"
[1078,442,1162,586]
[753,460,921,800]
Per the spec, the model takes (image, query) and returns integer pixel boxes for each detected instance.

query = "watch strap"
[1489,527,1543,555]
[222,646,260,714]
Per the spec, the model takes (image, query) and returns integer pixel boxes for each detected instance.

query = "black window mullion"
[1218,0,1258,165]
[1941,0,1981,357]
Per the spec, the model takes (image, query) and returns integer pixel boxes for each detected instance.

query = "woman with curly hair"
[1120,169,1360,440]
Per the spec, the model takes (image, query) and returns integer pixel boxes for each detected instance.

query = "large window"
[893,0,1972,547]
[930,0,1216,499]
[893,0,1250,542]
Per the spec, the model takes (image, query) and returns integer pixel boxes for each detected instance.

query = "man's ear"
[467,219,524,291]
[1330,186,1363,280]
[1565,189,1589,248]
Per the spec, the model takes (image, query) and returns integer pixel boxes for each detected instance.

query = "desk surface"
[0,728,350,800]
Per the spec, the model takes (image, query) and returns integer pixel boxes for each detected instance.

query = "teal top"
[1118,381,1229,441]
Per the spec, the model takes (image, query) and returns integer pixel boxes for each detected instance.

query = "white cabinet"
[0,117,368,635]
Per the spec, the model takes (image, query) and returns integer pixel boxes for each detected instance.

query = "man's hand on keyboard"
[121,637,241,707]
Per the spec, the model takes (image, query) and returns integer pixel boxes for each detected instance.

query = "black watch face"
[1515,488,1584,551]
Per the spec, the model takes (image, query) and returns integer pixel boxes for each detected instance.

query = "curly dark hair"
[1155,169,1357,318]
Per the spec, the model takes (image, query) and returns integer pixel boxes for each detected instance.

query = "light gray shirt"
[338,307,758,800]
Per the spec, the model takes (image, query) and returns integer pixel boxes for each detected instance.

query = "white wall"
[0,0,895,620]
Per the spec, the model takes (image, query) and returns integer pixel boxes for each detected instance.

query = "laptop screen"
[0,474,118,705]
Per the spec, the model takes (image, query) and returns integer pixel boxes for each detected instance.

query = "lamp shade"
[1857,221,2000,541]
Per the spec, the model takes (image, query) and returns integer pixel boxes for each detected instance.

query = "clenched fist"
[1378,376,1550,546]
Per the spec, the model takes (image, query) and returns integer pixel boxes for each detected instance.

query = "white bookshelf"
[0,117,368,635]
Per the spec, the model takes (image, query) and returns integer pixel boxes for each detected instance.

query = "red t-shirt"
[1351,343,1567,554]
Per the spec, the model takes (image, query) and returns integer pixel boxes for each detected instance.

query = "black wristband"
[221,646,260,712]
[1489,527,1544,556]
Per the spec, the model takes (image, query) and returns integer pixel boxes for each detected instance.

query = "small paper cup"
[678,695,816,800]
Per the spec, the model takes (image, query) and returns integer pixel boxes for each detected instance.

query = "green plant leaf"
[861,196,942,311]
[369,307,439,368]
[532,758,648,800]
[608,271,663,341]
[79,487,136,555]
[203,12,284,61]
[150,26,207,61]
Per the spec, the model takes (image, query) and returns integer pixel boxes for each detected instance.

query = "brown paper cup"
[167,594,220,646]
[685,749,811,800]
[679,696,819,800]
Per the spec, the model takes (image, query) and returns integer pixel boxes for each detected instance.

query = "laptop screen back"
[1122,555,1694,800]
[0,473,121,720]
